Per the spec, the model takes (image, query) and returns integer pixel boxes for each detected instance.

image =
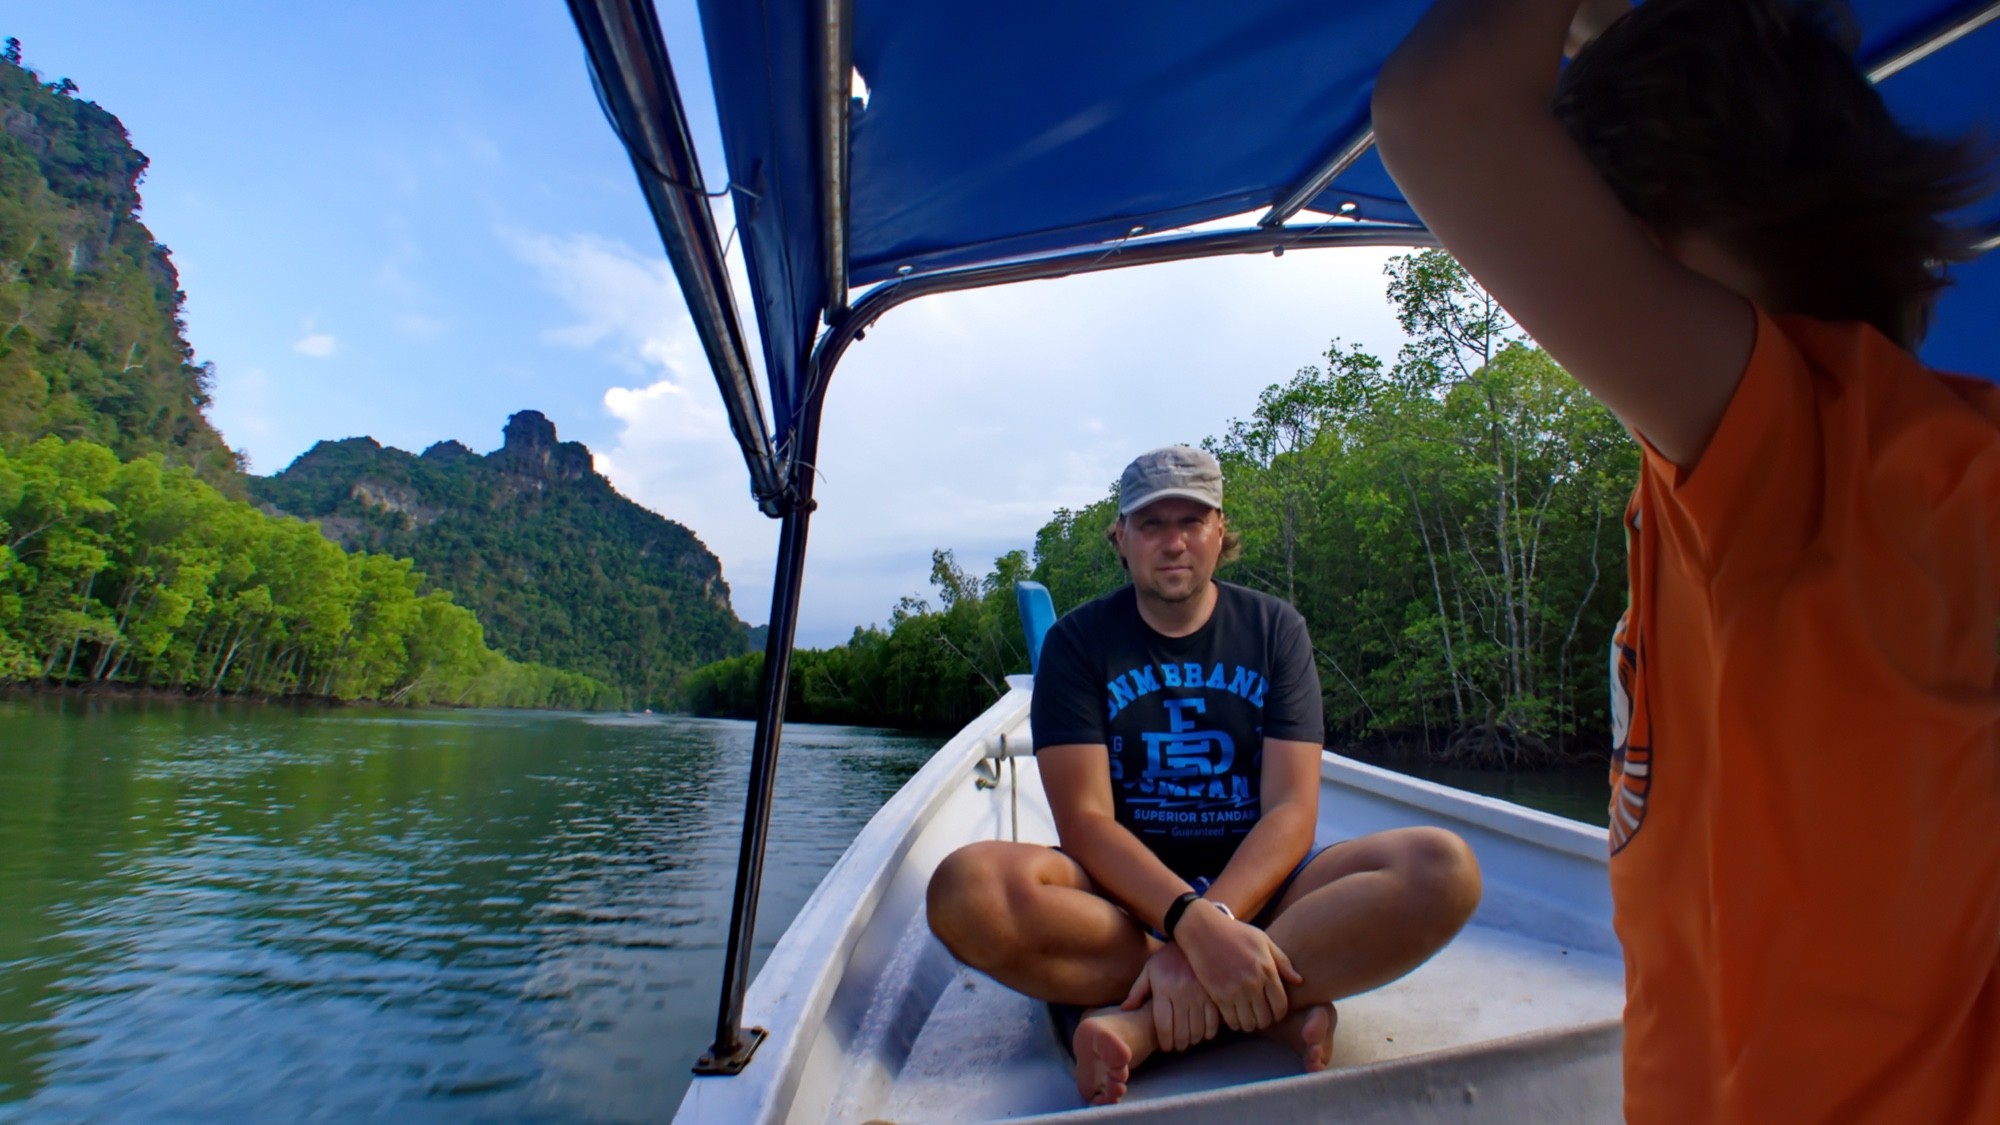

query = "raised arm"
[1371,0,1755,468]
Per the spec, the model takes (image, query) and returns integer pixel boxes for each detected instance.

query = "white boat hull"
[677,677,1624,1123]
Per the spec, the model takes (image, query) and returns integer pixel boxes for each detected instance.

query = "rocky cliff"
[0,47,241,486]
[252,411,751,705]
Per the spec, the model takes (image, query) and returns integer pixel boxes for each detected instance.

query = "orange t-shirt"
[1609,309,2000,1123]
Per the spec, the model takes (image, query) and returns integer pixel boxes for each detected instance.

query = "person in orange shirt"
[1372,0,2000,1121]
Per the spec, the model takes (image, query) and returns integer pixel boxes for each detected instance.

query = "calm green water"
[0,696,1608,1122]
[0,696,936,1122]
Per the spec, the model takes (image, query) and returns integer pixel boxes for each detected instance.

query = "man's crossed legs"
[926,827,1482,1104]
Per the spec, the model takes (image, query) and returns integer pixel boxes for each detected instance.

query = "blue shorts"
[1048,842,1334,934]
[1184,842,1333,932]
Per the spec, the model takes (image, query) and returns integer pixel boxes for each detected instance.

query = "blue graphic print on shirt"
[1032,583,1321,880]
[1105,662,1269,719]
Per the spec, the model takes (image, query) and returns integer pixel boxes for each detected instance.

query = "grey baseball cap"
[1118,445,1223,515]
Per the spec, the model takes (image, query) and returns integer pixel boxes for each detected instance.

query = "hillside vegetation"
[252,411,752,707]
[0,45,672,709]
[0,42,239,487]
[0,435,616,707]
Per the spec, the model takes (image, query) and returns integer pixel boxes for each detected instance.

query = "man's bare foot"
[1262,1002,1338,1072]
[1072,1006,1157,1105]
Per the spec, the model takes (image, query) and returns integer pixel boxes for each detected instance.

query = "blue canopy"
[599,1,2000,1071]
[693,0,1999,449]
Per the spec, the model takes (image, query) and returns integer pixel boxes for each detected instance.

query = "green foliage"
[1196,250,1636,765]
[1030,495,1125,616]
[0,47,241,488]
[681,251,1637,766]
[679,548,1032,731]
[0,435,617,709]
[248,416,751,707]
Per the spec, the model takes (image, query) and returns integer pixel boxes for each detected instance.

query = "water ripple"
[0,697,934,1122]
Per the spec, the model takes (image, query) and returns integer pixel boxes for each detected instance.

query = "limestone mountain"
[0,45,240,485]
[0,46,618,710]
[252,411,751,705]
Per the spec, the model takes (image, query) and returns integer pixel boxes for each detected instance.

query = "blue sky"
[10,3,1413,647]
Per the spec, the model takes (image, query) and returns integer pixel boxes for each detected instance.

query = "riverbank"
[1,681,351,709]
[0,678,628,714]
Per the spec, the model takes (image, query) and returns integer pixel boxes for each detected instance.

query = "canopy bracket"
[1260,123,1376,227]
[693,1025,767,1076]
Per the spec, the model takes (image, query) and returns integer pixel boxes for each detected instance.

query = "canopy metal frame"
[568,0,800,519]
[1260,125,1378,228]
[695,222,1447,1082]
[567,0,1447,1079]
[817,0,854,320]
[1867,0,2000,80]
[567,0,1999,1080]
[1251,0,2000,232]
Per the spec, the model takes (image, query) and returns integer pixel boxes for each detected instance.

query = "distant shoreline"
[3,682,358,710]
[0,682,633,713]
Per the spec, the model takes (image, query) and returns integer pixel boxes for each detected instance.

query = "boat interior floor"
[877,918,1623,1121]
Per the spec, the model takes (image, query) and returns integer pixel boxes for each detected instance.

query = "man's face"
[1117,497,1225,605]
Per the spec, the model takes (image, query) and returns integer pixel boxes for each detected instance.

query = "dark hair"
[1552,0,1994,348]
[1104,513,1242,572]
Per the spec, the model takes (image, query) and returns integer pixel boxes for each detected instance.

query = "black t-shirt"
[1031,581,1324,880]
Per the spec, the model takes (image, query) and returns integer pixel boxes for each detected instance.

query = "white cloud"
[461,129,502,167]
[293,332,336,357]
[373,236,428,301]
[503,223,1413,647]
[394,313,447,338]
[505,227,777,622]
[505,229,707,371]
[776,244,1408,644]
[375,258,420,299]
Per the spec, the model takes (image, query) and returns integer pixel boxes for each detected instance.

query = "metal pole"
[809,223,1438,399]
[695,325,832,1074]
[1258,123,1377,227]
[818,0,854,319]
[695,482,817,1075]
[568,0,794,517]
[1866,0,2000,81]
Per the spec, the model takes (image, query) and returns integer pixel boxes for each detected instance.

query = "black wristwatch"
[1162,891,1202,941]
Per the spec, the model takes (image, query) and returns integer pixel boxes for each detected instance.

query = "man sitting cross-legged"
[926,445,1484,1106]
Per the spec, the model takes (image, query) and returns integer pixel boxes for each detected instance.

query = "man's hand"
[1121,943,1221,1052]
[1174,900,1304,1033]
